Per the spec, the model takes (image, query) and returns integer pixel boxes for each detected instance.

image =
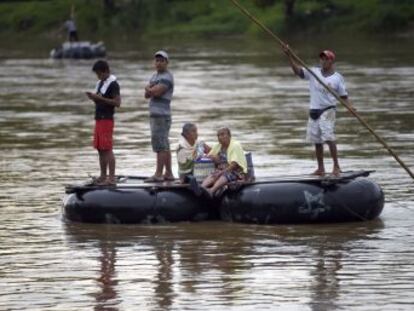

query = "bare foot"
[332,167,341,177]
[311,169,325,176]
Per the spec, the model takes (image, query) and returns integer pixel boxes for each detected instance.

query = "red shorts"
[93,119,114,150]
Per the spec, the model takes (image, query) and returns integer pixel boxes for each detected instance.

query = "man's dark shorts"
[150,116,171,152]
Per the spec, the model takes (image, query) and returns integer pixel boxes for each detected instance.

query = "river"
[0,36,414,310]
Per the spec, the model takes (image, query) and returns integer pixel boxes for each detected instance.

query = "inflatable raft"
[50,41,106,59]
[63,171,384,224]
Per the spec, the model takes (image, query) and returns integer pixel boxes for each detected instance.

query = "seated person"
[177,122,210,183]
[201,127,247,196]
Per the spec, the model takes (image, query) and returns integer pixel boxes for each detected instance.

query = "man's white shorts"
[306,109,336,144]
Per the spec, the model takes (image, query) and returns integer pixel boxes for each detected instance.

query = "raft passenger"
[63,17,78,42]
[201,127,247,197]
[144,50,175,182]
[283,46,354,176]
[177,122,211,183]
[86,60,121,185]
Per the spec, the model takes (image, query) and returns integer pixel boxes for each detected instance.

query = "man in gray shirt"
[144,50,175,182]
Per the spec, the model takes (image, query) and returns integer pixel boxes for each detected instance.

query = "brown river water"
[1,36,414,310]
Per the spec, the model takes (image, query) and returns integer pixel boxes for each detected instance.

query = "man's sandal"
[144,175,164,183]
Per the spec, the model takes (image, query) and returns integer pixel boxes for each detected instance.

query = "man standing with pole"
[283,47,351,176]
[229,0,414,181]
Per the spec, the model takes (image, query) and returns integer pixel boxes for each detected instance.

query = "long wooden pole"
[230,0,414,180]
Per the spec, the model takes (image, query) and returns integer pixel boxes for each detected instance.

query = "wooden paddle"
[229,0,414,180]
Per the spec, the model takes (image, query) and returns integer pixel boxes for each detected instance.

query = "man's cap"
[154,50,169,60]
[319,50,336,61]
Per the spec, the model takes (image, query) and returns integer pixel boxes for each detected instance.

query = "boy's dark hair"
[92,60,109,73]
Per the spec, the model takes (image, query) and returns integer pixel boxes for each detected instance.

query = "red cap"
[319,50,336,61]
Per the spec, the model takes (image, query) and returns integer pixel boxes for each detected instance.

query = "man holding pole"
[283,46,352,176]
[229,0,414,181]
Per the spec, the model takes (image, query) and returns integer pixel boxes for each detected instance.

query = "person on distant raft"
[177,122,211,183]
[283,46,354,176]
[86,60,121,185]
[144,50,175,182]
[62,5,78,42]
[63,17,79,42]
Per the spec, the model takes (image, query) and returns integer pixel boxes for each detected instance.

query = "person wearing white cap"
[283,45,354,177]
[144,50,175,182]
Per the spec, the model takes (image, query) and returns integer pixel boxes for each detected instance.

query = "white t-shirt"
[64,20,77,32]
[302,66,348,109]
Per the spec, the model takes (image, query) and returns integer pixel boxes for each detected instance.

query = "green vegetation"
[0,0,413,42]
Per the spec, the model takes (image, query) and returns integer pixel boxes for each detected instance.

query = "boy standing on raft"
[86,60,121,185]
[144,50,175,182]
[283,46,353,176]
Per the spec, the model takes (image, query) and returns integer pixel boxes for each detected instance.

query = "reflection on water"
[61,220,388,310]
[1,36,414,310]
[94,240,118,311]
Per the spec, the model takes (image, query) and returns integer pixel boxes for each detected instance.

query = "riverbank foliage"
[0,0,413,41]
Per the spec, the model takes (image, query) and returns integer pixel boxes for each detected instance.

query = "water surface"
[1,36,414,310]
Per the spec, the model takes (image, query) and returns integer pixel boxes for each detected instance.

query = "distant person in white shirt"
[283,46,354,176]
[64,17,78,42]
